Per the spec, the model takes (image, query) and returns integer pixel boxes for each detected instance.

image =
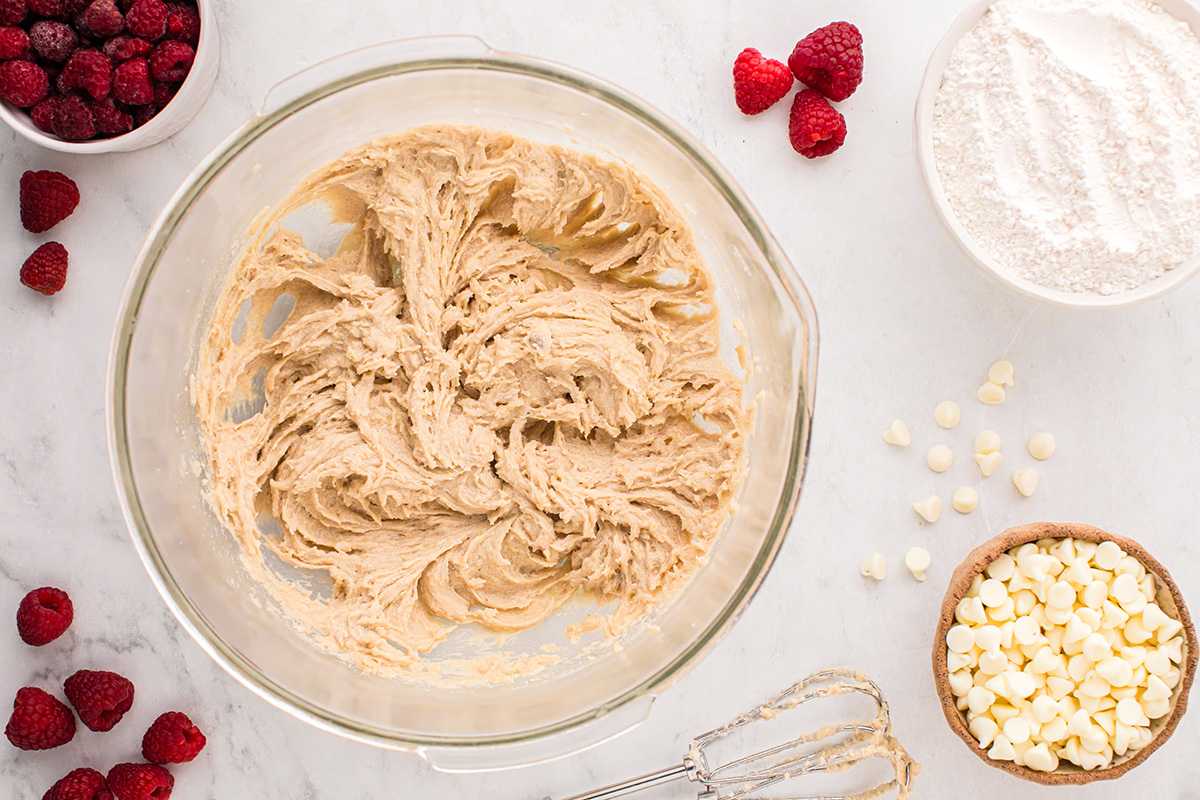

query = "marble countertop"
[3,0,1198,797]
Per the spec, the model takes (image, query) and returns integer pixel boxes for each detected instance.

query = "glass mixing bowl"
[107,37,817,770]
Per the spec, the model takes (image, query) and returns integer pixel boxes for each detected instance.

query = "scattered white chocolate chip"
[935,400,962,429]
[1012,468,1038,497]
[861,552,887,581]
[927,444,954,473]
[988,360,1015,386]
[952,486,979,514]
[883,419,911,447]
[978,382,1006,405]
[913,496,943,523]
[1028,432,1056,460]
[905,547,931,581]
[975,451,1002,477]
[973,429,1001,455]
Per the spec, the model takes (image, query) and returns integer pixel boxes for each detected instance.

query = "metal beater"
[549,668,918,800]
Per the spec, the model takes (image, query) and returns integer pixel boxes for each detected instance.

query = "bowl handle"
[259,35,494,118]
[416,694,657,773]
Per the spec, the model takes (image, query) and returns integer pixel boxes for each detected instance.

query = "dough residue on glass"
[193,125,749,678]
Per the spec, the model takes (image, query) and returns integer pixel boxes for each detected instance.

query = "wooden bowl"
[933,522,1197,785]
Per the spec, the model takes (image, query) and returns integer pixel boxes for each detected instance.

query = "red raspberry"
[61,49,111,100]
[112,55,150,103]
[124,0,164,39]
[90,96,132,134]
[53,92,96,139]
[28,0,66,18]
[43,768,114,800]
[16,585,75,642]
[20,242,70,295]
[0,24,28,59]
[78,0,124,37]
[163,1,196,45]
[30,95,61,132]
[29,20,78,62]
[788,21,864,102]
[0,0,26,25]
[102,33,150,61]
[148,38,189,81]
[732,47,793,115]
[141,712,205,764]
[150,77,173,108]
[0,59,48,107]
[63,670,135,732]
[106,764,173,800]
[5,687,76,750]
[788,88,847,158]
[130,101,154,126]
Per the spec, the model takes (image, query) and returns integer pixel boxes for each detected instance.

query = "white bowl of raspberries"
[0,0,217,151]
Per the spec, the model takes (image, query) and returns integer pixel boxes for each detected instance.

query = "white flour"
[933,0,1200,295]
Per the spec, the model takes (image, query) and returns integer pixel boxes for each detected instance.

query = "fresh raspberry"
[141,712,205,764]
[30,95,60,132]
[0,59,48,107]
[788,88,847,158]
[731,47,793,115]
[163,1,196,45]
[90,96,131,134]
[0,24,28,59]
[106,764,173,800]
[0,0,26,25]
[5,687,76,750]
[43,768,114,800]
[16,585,75,642]
[20,242,70,295]
[52,92,96,139]
[112,55,150,103]
[78,0,123,37]
[28,0,66,18]
[63,670,135,732]
[61,49,111,100]
[788,21,863,102]
[28,20,78,62]
[124,0,164,39]
[102,33,150,60]
[148,38,188,81]
[150,77,172,108]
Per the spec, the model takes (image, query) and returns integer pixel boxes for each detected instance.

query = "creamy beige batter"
[194,125,749,678]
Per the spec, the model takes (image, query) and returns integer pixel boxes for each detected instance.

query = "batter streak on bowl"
[193,125,750,679]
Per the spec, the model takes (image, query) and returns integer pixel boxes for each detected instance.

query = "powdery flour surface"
[934,0,1200,295]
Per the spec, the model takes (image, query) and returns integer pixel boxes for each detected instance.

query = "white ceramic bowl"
[914,0,1200,309]
[0,0,218,153]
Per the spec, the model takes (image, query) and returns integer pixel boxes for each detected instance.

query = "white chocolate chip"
[860,552,887,581]
[978,382,1006,405]
[1012,467,1038,497]
[988,735,1016,762]
[1046,581,1076,609]
[947,625,975,653]
[927,444,954,473]
[973,429,1001,455]
[1003,716,1032,744]
[986,554,1016,581]
[952,486,979,513]
[883,419,911,447]
[913,496,943,523]
[905,547,932,581]
[1027,432,1056,460]
[1115,697,1149,727]
[975,451,1002,477]
[935,400,962,429]
[979,579,1009,608]
[1094,541,1124,570]
[1024,742,1058,772]
[969,716,1000,748]
[988,360,1015,386]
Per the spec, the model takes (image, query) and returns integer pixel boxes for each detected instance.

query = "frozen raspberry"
[130,101,154,126]
[150,77,172,107]
[112,55,150,103]
[788,88,847,158]
[43,768,114,800]
[5,687,76,750]
[788,21,864,103]
[90,96,131,134]
[163,1,196,45]
[148,38,189,81]
[731,47,793,115]
[0,0,26,25]
[106,764,173,800]
[52,92,95,139]
[30,95,60,132]
[0,59,48,107]
[78,0,123,37]
[63,671,135,732]
[141,712,205,764]
[102,33,150,61]
[29,20,78,62]
[0,24,28,59]
[124,0,164,39]
[16,585,75,642]
[28,0,66,18]
[20,242,70,295]
[61,49,111,100]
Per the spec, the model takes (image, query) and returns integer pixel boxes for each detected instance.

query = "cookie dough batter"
[194,125,749,677]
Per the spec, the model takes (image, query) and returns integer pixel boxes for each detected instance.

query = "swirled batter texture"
[194,125,748,678]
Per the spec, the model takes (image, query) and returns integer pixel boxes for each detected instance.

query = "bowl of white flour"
[916,0,1200,308]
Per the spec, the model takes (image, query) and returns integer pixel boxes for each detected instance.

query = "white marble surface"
[2,0,1199,797]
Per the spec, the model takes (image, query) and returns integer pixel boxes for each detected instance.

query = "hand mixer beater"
[548,668,918,800]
